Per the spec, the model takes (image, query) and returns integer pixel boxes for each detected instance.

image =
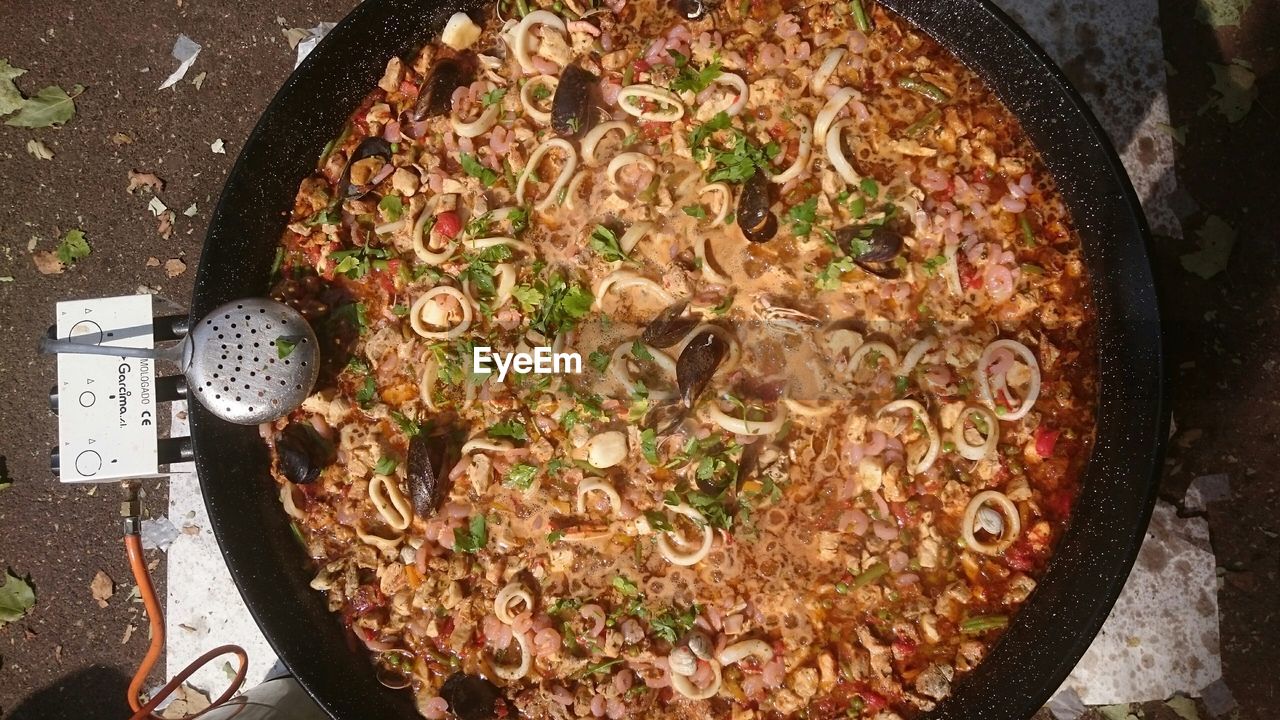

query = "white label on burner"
[55,294,162,483]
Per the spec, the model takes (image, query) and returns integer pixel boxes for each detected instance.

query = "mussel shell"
[737,173,777,243]
[673,0,709,20]
[641,301,700,348]
[276,423,335,485]
[414,54,475,120]
[340,137,393,199]
[835,225,905,279]
[440,673,508,720]
[676,331,729,408]
[551,64,598,138]
[407,431,451,518]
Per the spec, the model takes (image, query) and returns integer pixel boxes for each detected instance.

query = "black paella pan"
[189,0,1167,717]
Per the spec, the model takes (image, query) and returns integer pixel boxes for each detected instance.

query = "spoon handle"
[39,336,184,362]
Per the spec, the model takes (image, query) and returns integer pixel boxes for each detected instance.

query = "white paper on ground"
[159,35,202,90]
[1056,502,1221,705]
[295,23,338,69]
[994,0,1182,237]
[165,403,280,695]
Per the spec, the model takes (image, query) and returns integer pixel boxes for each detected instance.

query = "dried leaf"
[0,58,27,116]
[32,250,64,275]
[210,138,225,154]
[283,27,310,49]
[127,170,165,194]
[157,210,175,240]
[1180,215,1235,279]
[1156,123,1187,146]
[1098,706,1135,720]
[121,623,136,644]
[159,685,212,719]
[1196,0,1250,27]
[0,571,36,625]
[111,132,133,146]
[1166,695,1201,720]
[183,203,198,217]
[147,196,168,216]
[146,256,160,267]
[26,139,54,160]
[1208,60,1256,123]
[90,570,114,608]
[191,71,206,90]
[164,258,187,277]
[0,276,13,283]
[4,84,84,128]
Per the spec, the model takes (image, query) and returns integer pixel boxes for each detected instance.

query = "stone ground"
[0,0,1275,718]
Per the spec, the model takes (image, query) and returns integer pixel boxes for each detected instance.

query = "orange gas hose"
[125,529,249,719]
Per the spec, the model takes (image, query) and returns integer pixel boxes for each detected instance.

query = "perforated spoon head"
[186,298,320,425]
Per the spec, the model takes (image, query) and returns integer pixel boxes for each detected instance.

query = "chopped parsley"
[787,197,819,238]
[630,340,654,362]
[453,515,488,554]
[390,411,421,437]
[588,350,611,373]
[488,419,528,442]
[682,204,707,219]
[640,428,660,465]
[329,244,396,280]
[378,194,404,222]
[458,244,513,298]
[504,463,538,490]
[708,132,780,183]
[643,510,673,532]
[668,50,722,95]
[355,375,378,408]
[373,456,398,475]
[687,111,732,152]
[921,254,948,276]
[649,604,700,643]
[527,273,594,338]
[589,224,629,262]
[276,336,298,359]
[460,152,498,185]
[481,87,507,108]
[511,284,543,312]
[611,575,640,597]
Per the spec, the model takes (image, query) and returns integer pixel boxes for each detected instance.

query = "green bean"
[516,0,530,17]
[897,76,950,104]
[850,0,872,32]
[903,109,941,138]
[1019,214,1037,246]
[960,615,1010,633]
[852,562,889,588]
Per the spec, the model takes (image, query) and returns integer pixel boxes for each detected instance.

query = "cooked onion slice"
[770,114,812,185]
[594,270,676,308]
[494,582,534,624]
[716,639,773,666]
[783,397,835,418]
[670,660,722,700]
[462,262,517,309]
[451,102,499,138]
[847,340,899,374]
[519,75,558,124]
[616,84,685,122]
[712,72,749,116]
[461,437,516,455]
[953,405,999,461]
[355,520,402,553]
[976,339,1041,421]
[707,401,787,437]
[656,503,714,566]
[576,477,623,515]
[465,236,536,256]
[878,399,940,474]
[411,196,456,265]
[811,48,846,95]
[419,352,440,411]
[825,118,861,186]
[606,152,657,188]
[279,482,306,520]
[698,182,732,226]
[563,171,589,210]
[409,286,473,340]
[581,120,631,166]
[943,241,963,295]
[814,87,857,145]
[693,235,731,285]
[609,342,677,401]
[509,10,568,74]
[516,137,578,210]
[897,336,938,376]
[369,473,413,531]
[962,490,1021,555]
[491,630,532,680]
[618,221,654,255]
